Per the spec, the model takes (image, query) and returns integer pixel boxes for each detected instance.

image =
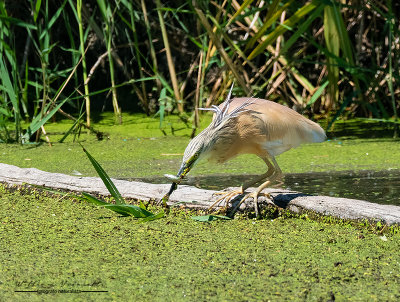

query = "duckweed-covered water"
[133,170,400,206]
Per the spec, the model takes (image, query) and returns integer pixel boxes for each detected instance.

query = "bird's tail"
[303,120,327,143]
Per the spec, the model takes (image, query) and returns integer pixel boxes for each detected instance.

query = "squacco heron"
[161,86,326,216]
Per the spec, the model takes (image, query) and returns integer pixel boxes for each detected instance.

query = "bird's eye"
[187,153,199,167]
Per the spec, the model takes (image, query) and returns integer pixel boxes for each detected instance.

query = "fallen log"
[1,163,399,225]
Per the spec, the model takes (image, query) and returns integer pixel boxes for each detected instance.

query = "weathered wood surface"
[1,163,399,224]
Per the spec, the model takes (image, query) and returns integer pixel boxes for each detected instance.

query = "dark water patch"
[127,170,400,206]
[327,118,398,138]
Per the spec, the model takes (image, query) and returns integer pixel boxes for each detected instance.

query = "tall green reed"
[0,0,399,143]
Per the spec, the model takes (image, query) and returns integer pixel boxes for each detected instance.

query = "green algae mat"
[1,114,400,300]
[1,186,400,301]
[0,114,399,179]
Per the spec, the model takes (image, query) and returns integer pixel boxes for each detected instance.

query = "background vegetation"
[0,0,399,144]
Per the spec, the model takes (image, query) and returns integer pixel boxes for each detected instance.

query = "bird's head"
[162,130,210,202]
[177,129,211,179]
[163,118,224,200]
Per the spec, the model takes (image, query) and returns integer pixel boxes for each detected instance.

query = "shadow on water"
[128,170,400,206]
[327,119,398,139]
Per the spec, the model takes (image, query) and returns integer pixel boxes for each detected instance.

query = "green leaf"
[58,111,85,143]
[158,87,166,129]
[324,4,340,106]
[39,0,68,40]
[80,192,109,206]
[248,1,317,60]
[103,204,158,218]
[80,145,125,205]
[138,212,165,223]
[21,96,70,142]
[34,0,42,23]
[0,16,37,30]
[227,0,255,26]
[281,3,325,54]
[104,205,144,217]
[0,107,10,117]
[191,215,231,222]
[307,81,329,106]
[80,193,163,219]
[246,0,292,50]
[0,59,17,105]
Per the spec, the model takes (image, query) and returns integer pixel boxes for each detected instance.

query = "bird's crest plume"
[199,83,258,127]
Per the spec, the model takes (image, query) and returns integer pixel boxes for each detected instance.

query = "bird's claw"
[232,191,272,217]
[208,189,243,213]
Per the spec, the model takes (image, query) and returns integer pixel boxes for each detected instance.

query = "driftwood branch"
[1,163,399,225]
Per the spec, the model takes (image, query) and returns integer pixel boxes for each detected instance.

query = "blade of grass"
[58,111,85,143]
[324,4,340,110]
[387,0,398,137]
[81,192,110,206]
[21,93,71,142]
[246,0,293,51]
[329,0,362,104]
[80,144,125,205]
[104,204,145,217]
[227,0,256,26]
[0,57,20,141]
[192,215,231,222]
[0,15,37,30]
[281,3,325,54]
[81,194,163,218]
[307,80,329,106]
[248,1,318,60]
[139,212,165,223]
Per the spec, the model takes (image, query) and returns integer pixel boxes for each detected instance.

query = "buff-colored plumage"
[208,97,326,162]
[162,88,326,216]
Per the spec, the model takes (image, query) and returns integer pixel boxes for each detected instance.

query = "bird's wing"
[228,98,326,155]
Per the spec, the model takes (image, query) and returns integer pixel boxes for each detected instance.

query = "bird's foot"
[208,188,244,214]
[231,191,272,218]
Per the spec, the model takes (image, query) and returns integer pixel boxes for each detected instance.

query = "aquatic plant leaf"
[81,193,162,218]
[0,15,37,30]
[80,192,109,206]
[79,145,163,220]
[307,81,329,106]
[58,111,85,143]
[104,204,145,217]
[80,194,163,219]
[33,0,41,22]
[247,1,317,60]
[191,215,231,222]
[21,94,71,143]
[80,144,125,205]
[138,212,165,223]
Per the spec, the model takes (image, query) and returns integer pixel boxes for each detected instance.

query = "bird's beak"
[176,160,192,180]
[162,158,196,201]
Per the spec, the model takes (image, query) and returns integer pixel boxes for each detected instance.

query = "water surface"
[130,170,400,206]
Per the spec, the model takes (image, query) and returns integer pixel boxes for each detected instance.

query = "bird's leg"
[231,157,282,217]
[208,158,276,214]
[208,188,244,213]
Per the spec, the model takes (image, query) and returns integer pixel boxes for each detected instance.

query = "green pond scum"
[1,185,400,301]
[1,114,400,300]
[0,113,399,178]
